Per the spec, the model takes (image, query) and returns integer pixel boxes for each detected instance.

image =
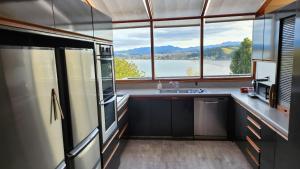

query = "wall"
[256,61,277,83]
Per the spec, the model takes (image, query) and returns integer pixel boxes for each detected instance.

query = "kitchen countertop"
[117,88,289,140]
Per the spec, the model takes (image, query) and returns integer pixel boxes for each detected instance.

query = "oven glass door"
[101,96,117,143]
[99,58,114,101]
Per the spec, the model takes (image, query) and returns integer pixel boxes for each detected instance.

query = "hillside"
[115,41,241,60]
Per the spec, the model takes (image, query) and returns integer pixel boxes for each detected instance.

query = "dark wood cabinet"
[233,100,277,169]
[171,97,194,137]
[149,99,172,136]
[128,98,151,136]
[233,101,248,151]
[128,98,172,136]
[260,123,276,169]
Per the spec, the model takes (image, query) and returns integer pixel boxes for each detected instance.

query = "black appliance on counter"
[95,44,118,144]
[249,77,275,103]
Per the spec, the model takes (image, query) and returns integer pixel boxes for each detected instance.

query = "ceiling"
[90,0,265,28]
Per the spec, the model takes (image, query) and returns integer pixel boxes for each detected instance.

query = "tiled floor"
[118,140,251,169]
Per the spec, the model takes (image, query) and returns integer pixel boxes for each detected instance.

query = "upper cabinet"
[92,8,113,41]
[52,0,94,37]
[263,14,275,61]
[252,1,297,61]
[0,0,55,27]
[252,14,275,61]
[252,16,265,60]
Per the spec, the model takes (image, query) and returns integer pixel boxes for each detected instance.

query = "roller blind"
[278,16,295,109]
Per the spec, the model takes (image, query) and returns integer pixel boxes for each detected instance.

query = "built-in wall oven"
[96,44,117,143]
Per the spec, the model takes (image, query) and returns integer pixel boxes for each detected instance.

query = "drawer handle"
[118,107,128,122]
[119,123,129,139]
[246,136,260,153]
[247,116,261,130]
[102,129,119,154]
[247,125,261,140]
[246,148,260,167]
[103,143,120,169]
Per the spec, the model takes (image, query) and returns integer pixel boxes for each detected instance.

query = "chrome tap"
[169,81,180,90]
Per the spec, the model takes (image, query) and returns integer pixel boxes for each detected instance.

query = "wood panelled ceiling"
[264,0,296,13]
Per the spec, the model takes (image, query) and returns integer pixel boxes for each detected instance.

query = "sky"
[113,20,253,51]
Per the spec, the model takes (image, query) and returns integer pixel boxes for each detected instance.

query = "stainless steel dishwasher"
[194,97,228,139]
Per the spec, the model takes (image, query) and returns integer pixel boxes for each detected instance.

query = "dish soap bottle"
[157,80,162,90]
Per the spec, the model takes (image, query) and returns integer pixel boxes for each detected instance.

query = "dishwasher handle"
[203,101,219,104]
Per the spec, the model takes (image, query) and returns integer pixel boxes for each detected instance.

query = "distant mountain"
[204,41,241,49]
[115,41,240,57]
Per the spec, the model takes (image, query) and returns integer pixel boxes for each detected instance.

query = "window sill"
[116,76,253,84]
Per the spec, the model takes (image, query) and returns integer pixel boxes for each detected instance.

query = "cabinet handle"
[246,136,260,153]
[247,125,261,139]
[247,116,261,130]
[204,101,218,104]
[245,148,260,167]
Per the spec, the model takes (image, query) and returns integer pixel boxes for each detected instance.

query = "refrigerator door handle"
[67,128,99,158]
[101,95,116,105]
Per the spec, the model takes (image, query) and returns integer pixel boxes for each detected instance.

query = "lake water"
[124,59,232,77]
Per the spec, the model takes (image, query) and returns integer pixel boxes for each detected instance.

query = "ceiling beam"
[204,12,256,18]
[201,0,210,17]
[143,0,153,19]
[112,12,256,24]
[256,0,273,16]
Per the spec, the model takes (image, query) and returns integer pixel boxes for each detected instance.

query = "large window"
[113,27,151,80]
[204,20,253,77]
[154,26,200,78]
[113,19,254,81]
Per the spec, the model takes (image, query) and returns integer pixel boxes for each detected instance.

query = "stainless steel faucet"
[169,81,180,89]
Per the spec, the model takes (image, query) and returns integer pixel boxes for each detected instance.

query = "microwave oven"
[255,82,272,103]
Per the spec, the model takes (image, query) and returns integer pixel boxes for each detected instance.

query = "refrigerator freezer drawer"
[73,134,101,169]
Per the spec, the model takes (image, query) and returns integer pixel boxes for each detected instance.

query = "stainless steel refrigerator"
[0,46,66,169]
[63,48,101,169]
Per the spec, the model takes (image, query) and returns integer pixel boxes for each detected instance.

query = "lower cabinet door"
[128,98,172,136]
[172,98,194,137]
[149,99,172,136]
[260,123,276,169]
[128,99,151,136]
[234,101,248,152]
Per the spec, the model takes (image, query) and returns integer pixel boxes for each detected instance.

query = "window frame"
[114,18,255,83]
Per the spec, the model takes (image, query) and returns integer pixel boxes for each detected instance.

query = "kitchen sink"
[159,89,205,94]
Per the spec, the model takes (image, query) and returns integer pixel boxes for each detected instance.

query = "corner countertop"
[117,88,289,140]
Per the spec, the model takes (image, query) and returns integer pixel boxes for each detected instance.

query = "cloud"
[113,20,253,51]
